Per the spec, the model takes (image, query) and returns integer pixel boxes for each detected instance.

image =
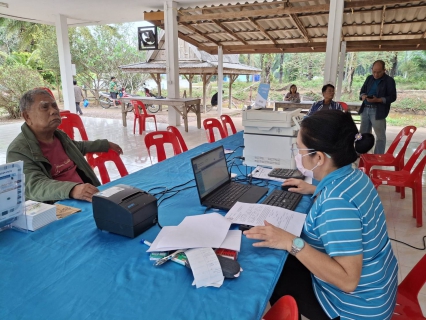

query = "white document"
[147,213,231,252]
[185,248,224,288]
[225,202,306,236]
[218,230,242,252]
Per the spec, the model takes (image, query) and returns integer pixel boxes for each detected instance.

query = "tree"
[0,64,45,118]
[278,53,284,83]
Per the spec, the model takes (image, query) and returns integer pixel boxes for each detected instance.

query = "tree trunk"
[246,54,251,82]
[260,54,265,82]
[278,53,284,83]
[389,52,398,77]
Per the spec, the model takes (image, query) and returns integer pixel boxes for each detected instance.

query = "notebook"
[191,146,268,210]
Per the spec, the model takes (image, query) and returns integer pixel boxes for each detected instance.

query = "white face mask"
[295,153,319,178]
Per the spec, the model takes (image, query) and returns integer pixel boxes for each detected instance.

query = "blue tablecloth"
[0,132,312,320]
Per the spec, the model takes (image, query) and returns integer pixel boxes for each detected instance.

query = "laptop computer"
[191,146,268,210]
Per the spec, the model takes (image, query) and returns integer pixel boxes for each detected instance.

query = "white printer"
[242,108,303,169]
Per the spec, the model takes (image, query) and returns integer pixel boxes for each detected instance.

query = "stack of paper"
[12,200,57,231]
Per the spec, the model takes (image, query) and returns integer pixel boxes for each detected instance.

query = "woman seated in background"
[284,84,301,103]
[306,84,343,117]
[245,110,398,320]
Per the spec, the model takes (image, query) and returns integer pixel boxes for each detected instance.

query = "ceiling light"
[0,2,8,8]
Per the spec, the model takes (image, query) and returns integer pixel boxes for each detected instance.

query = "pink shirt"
[38,137,84,184]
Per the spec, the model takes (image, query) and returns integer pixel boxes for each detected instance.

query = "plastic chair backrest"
[57,112,89,141]
[401,140,426,175]
[144,131,183,163]
[35,87,54,98]
[263,295,298,320]
[338,101,348,111]
[220,115,237,136]
[203,118,227,143]
[131,100,148,116]
[386,126,417,157]
[167,125,188,152]
[393,254,426,319]
[90,149,128,184]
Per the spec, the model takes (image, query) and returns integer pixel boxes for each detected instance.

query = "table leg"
[121,101,127,127]
[196,103,201,129]
[183,104,188,132]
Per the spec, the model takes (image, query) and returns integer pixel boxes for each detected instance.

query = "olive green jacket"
[6,123,110,202]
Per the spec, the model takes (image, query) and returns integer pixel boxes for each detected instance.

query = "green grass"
[387,114,426,127]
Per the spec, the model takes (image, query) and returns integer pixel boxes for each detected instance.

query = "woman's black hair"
[289,84,297,93]
[300,109,375,168]
[321,83,334,93]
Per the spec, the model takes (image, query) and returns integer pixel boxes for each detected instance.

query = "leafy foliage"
[0,64,45,118]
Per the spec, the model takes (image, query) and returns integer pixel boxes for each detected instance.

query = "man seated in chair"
[6,88,123,203]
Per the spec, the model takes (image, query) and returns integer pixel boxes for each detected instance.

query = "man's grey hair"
[19,89,53,113]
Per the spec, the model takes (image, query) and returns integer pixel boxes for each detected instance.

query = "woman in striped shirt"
[245,110,398,320]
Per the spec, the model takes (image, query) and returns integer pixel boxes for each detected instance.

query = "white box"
[242,109,301,168]
[12,200,57,231]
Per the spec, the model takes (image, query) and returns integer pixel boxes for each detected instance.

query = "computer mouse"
[281,185,297,192]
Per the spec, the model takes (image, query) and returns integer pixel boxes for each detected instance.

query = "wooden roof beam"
[286,1,312,44]
[345,0,415,9]
[180,22,222,46]
[246,17,279,45]
[211,19,249,45]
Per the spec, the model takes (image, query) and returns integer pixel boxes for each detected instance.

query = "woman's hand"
[283,178,316,195]
[244,221,294,251]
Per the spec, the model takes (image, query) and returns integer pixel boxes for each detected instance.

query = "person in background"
[359,60,397,154]
[284,84,301,103]
[305,84,342,117]
[73,80,84,115]
[109,76,119,106]
[7,88,123,203]
[245,110,397,320]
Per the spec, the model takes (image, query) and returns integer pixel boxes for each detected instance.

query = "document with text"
[225,202,306,236]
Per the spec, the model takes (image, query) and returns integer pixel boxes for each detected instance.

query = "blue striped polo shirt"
[302,165,398,320]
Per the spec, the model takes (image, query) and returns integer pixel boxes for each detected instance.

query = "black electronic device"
[367,95,374,99]
[261,189,302,211]
[191,146,268,210]
[281,185,297,192]
[268,168,304,180]
[92,184,158,238]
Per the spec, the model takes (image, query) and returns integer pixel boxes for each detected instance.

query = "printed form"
[225,202,306,236]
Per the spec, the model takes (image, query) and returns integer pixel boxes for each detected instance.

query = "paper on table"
[185,248,224,288]
[224,149,234,154]
[225,202,306,236]
[250,166,313,184]
[147,213,231,252]
[218,230,241,252]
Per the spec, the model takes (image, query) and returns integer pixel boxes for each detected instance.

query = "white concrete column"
[55,14,75,112]
[164,1,180,126]
[336,41,346,102]
[217,46,223,116]
[323,0,344,86]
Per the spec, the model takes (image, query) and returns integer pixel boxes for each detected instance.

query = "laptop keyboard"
[268,168,304,179]
[261,189,302,211]
[207,183,251,207]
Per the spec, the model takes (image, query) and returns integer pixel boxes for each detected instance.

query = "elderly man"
[359,60,397,154]
[7,88,123,203]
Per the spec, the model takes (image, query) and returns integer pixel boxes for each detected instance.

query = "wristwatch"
[290,237,305,256]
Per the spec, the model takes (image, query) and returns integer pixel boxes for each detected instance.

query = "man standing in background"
[359,60,397,154]
[73,80,85,115]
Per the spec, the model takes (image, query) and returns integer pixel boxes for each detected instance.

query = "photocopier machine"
[242,108,303,169]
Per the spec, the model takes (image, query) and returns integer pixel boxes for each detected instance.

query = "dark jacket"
[359,73,397,120]
[6,123,110,202]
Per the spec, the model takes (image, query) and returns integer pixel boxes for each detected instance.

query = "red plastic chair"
[144,131,182,163]
[131,100,157,134]
[57,112,89,141]
[263,295,298,320]
[370,140,426,227]
[89,149,128,184]
[35,87,55,98]
[392,254,426,319]
[338,101,348,111]
[167,125,188,152]
[220,114,237,136]
[359,126,417,176]
[203,118,227,143]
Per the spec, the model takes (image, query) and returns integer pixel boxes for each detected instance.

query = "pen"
[140,239,152,246]
[154,250,185,267]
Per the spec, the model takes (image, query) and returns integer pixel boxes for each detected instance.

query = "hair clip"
[354,133,363,142]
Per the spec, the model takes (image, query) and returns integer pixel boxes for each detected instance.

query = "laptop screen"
[191,146,230,200]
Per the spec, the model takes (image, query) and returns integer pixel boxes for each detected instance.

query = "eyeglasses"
[291,143,331,158]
